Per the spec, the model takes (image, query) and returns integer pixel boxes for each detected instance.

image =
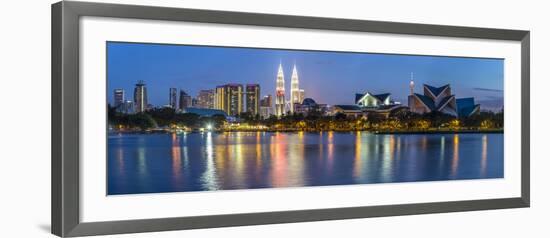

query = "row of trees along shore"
[108,105,503,133]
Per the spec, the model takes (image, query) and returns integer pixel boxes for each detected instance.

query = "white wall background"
[0,0,547,237]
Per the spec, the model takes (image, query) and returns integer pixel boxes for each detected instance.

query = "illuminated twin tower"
[275,63,305,117]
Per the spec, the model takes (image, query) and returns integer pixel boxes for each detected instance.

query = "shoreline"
[109,129,503,135]
[373,129,503,134]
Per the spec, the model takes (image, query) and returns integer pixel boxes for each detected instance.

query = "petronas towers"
[275,62,305,117]
[275,63,286,116]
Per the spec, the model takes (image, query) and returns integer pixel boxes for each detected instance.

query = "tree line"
[108,105,503,132]
[108,106,225,130]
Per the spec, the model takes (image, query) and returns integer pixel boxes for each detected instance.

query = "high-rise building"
[121,100,134,114]
[114,89,125,108]
[260,95,272,107]
[289,64,300,113]
[197,89,215,109]
[215,84,244,116]
[260,94,273,119]
[192,98,198,107]
[275,63,285,117]
[179,90,192,111]
[133,81,148,113]
[245,84,260,115]
[298,89,305,104]
[169,88,177,109]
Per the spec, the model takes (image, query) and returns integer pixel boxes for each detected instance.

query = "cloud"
[484,95,504,100]
[473,87,503,93]
[477,98,504,111]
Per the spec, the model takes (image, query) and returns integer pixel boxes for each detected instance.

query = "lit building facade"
[169,88,177,109]
[121,100,134,114]
[332,105,363,118]
[215,84,244,116]
[114,89,125,108]
[294,98,317,115]
[408,83,480,117]
[275,63,285,117]
[197,89,215,109]
[245,84,260,115]
[298,89,305,104]
[355,92,392,108]
[179,90,192,111]
[260,94,273,119]
[289,64,300,113]
[133,80,148,113]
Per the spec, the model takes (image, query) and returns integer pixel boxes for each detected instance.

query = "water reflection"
[200,132,219,190]
[327,131,334,159]
[452,134,460,177]
[255,132,262,178]
[271,132,288,187]
[108,132,504,195]
[381,135,395,182]
[116,145,125,176]
[440,136,445,161]
[353,131,364,181]
[137,147,147,177]
[171,133,182,185]
[481,134,488,176]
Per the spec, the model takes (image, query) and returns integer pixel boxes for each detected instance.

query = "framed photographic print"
[52,1,530,237]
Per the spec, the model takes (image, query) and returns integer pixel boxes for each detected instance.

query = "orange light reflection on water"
[451,134,460,177]
[171,133,182,184]
[380,135,395,182]
[256,132,262,177]
[353,131,363,180]
[327,131,334,163]
[271,132,288,187]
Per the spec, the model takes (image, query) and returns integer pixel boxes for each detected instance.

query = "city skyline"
[107,42,504,111]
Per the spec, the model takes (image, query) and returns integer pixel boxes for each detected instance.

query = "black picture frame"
[51,1,530,237]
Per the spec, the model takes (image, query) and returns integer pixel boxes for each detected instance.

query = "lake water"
[107,132,503,195]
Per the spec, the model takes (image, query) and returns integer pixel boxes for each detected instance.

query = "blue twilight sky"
[107,42,504,111]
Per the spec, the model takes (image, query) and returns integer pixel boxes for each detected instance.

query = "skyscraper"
[298,89,305,104]
[133,81,147,113]
[275,63,285,117]
[121,100,134,114]
[169,88,177,109]
[215,84,244,116]
[114,89,125,108]
[197,89,215,109]
[179,90,192,111]
[260,94,273,119]
[289,64,300,113]
[245,84,260,115]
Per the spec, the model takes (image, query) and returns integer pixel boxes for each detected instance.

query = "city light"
[106,42,505,196]
[109,61,502,134]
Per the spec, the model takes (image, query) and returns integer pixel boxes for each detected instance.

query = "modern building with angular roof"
[408,84,480,117]
[456,98,481,117]
[327,91,404,118]
[355,92,392,108]
[356,91,404,113]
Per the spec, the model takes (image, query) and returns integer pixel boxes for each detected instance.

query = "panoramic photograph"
[106,41,504,195]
